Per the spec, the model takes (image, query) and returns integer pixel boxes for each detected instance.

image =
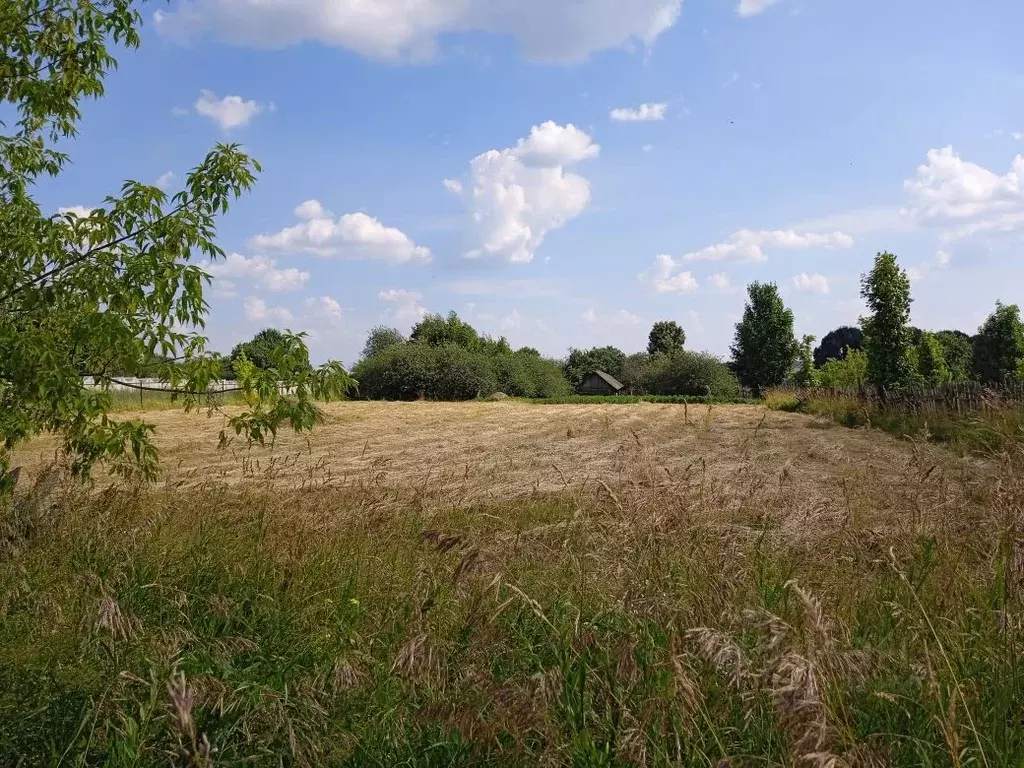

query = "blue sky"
[44,0,1024,365]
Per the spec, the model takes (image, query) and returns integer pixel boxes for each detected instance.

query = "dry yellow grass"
[16,401,983,538]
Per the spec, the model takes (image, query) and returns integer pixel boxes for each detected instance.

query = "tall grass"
[767,387,1024,454]
[3,440,1024,765]
[104,389,247,412]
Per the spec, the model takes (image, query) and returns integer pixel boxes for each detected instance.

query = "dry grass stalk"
[167,671,214,766]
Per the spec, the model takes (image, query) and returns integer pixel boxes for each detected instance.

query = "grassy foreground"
[2,445,1023,766]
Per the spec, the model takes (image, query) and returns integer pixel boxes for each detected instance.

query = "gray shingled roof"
[592,370,624,391]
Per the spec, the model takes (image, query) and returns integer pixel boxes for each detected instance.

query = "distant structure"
[579,370,625,396]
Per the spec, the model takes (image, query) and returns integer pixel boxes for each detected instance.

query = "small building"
[579,370,625,396]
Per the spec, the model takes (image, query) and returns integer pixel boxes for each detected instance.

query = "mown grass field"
[3,402,1022,766]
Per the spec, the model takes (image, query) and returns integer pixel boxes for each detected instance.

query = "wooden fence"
[774,382,1024,416]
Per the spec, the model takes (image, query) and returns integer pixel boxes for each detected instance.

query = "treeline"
[222,251,1022,402]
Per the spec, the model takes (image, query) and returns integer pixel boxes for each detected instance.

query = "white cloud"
[379,288,428,326]
[207,253,310,292]
[792,273,830,294]
[709,272,733,291]
[58,205,92,219]
[500,310,522,331]
[1013,132,1024,141]
[907,249,953,283]
[447,121,599,264]
[682,229,854,262]
[294,199,330,220]
[612,309,642,325]
[935,249,951,266]
[903,146,1024,220]
[737,0,781,17]
[194,89,264,130]
[304,295,346,325]
[171,106,190,117]
[212,279,238,299]
[244,296,293,324]
[582,308,597,323]
[610,102,667,122]
[638,254,699,294]
[155,0,683,63]
[442,178,463,194]
[252,203,432,264]
[155,171,176,190]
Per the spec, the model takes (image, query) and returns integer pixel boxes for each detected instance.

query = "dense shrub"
[353,344,568,401]
[643,351,741,398]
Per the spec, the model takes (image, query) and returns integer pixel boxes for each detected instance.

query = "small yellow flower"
[349,598,360,606]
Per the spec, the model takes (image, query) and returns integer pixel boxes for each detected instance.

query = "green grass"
[767,389,1024,454]
[525,394,757,405]
[105,389,247,412]
[3,451,1023,765]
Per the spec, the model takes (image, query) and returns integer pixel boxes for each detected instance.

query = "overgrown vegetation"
[3,414,1023,765]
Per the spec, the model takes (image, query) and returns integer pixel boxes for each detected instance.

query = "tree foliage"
[972,302,1024,384]
[860,252,916,391]
[0,2,354,494]
[642,352,741,398]
[228,328,312,378]
[916,332,950,386]
[563,347,627,391]
[410,312,480,349]
[793,335,820,387]
[813,326,863,369]
[934,330,973,383]
[730,282,798,395]
[361,326,407,360]
[818,348,869,389]
[647,320,686,356]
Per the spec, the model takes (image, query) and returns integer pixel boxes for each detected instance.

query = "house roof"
[591,370,624,391]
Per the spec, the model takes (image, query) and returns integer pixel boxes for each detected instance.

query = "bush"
[353,344,568,401]
[642,351,741,398]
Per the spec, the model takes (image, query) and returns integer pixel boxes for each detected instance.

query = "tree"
[647,320,686,356]
[916,332,949,386]
[562,346,627,390]
[0,3,354,495]
[410,312,480,349]
[793,335,820,387]
[361,326,406,360]
[818,348,869,389]
[934,330,973,383]
[860,252,916,392]
[813,326,863,368]
[973,302,1024,384]
[730,282,798,395]
[229,328,313,376]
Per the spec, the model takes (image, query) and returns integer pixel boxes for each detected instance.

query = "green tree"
[972,302,1024,384]
[730,282,798,395]
[410,312,480,349]
[916,332,950,386]
[813,326,863,368]
[229,328,312,376]
[361,326,407,360]
[860,252,916,392]
[793,334,820,387]
[562,346,627,391]
[818,348,869,389]
[0,3,354,494]
[647,320,686,356]
[934,330,973,383]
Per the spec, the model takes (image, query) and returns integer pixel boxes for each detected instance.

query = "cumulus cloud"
[500,310,522,331]
[304,295,346,325]
[903,146,1024,221]
[155,0,683,63]
[638,254,699,294]
[252,202,432,264]
[709,272,734,291]
[379,288,428,326]
[737,0,782,17]
[58,205,93,219]
[244,296,293,324]
[792,273,830,294]
[155,171,176,190]
[206,253,310,292]
[445,122,599,264]
[610,102,667,122]
[682,229,854,262]
[194,89,264,130]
